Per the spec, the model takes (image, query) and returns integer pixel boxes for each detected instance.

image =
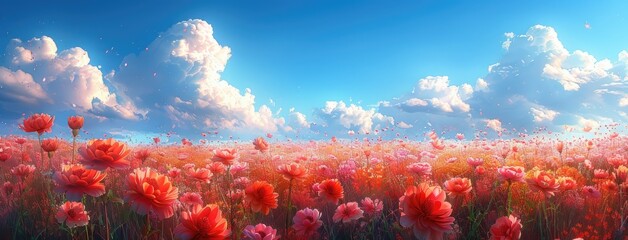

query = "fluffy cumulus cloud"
[108,19,287,135]
[1,22,626,140]
[0,36,142,120]
[312,101,394,134]
[377,24,626,138]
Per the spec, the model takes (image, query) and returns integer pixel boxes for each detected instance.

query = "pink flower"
[11,164,35,179]
[179,192,203,207]
[466,157,484,168]
[333,202,364,223]
[276,163,308,181]
[212,148,238,166]
[360,197,383,216]
[55,201,90,228]
[489,215,522,240]
[242,223,279,240]
[497,166,525,183]
[186,167,212,183]
[399,183,455,240]
[292,208,323,237]
[407,162,432,176]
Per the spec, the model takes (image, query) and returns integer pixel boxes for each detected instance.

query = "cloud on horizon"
[0,22,625,140]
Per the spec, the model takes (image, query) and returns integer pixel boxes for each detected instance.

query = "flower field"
[0,113,626,239]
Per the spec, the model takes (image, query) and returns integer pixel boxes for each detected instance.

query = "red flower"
[399,183,455,240]
[79,138,131,170]
[54,164,106,201]
[212,148,238,166]
[317,179,344,204]
[20,113,54,135]
[253,137,269,152]
[489,215,522,240]
[124,168,178,220]
[174,204,230,240]
[55,201,90,228]
[0,141,12,162]
[41,138,59,152]
[276,163,307,181]
[244,181,278,215]
[67,115,84,130]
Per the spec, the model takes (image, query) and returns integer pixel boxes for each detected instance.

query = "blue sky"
[0,1,626,142]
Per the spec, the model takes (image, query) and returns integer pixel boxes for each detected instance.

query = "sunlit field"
[0,113,625,240]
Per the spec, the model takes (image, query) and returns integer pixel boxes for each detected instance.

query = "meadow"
[0,113,626,239]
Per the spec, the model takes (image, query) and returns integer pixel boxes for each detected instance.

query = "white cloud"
[530,106,559,122]
[313,101,394,134]
[110,19,284,134]
[475,78,489,92]
[485,119,503,132]
[0,36,142,119]
[397,121,413,129]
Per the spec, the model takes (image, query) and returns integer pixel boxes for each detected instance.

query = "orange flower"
[444,177,472,198]
[244,181,278,215]
[253,137,269,152]
[276,163,307,181]
[489,215,522,240]
[54,164,106,201]
[526,171,559,198]
[212,148,238,166]
[41,138,59,152]
[124,168,178,220]
[174,204,230,240]
[20,113,54,135]
[79,138,131,170]
[399,183,455,240]
[55,201,90,228]
[317,179,344,204]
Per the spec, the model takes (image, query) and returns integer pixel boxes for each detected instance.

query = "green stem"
[506,182,512,215]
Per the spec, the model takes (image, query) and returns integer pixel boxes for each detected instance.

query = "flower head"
[277,163,307,181]
[124,168,178,220]
[399,183,455,240]
[244,181,278,215]
[253,137,269,152]
[174,204,230,240]
[55,201,89,228]
[317,179,344,204]
[242,223,279,240]
[332,202,363,223]
[20,113,54,135]
[292,208,323,238]
[497,166,525,183]
[79,138,131,170]
[489,215,522,240]
[54,164,106,201]
[444,177,472,198]
[212,148,238,166]
[526,171,560,198]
